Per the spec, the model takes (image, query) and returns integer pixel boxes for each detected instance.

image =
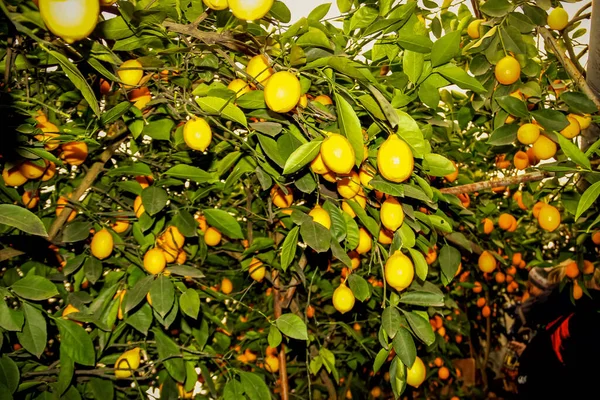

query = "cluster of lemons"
[142,226,187,275]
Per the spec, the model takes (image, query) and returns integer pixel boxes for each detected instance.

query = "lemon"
[359,165,375,189]
[228,79,251,98]
[3,167,27,187]
[265,354,280,373]
[184,117,212,151]
[39,0,99,43]
[478,251,496,273]
[332,283,355,314]
[61,142,88,166]
[221,277,233,294]
[229,0,274,20]
[378,229,393,245]
[163,226,185,250]
[538,204,560,232]
[559,115,581,139]
[35,122,60,150]
[380,196,404,232]
[320,134,355,175]
[62,304,80,320]
[310,152,331,175]
[513,151,529,170]
[56,195,77,222]
[270,186,293,208]
[406,356,426,388]
[114,348,141,379]
[22,191,40,209]
[494,56,520,85]
[355,227,372,254]
[249,257,265,281]
[117,60,144,88]
[134,195,145,218]
[176,250,187,264]
[517,123,540,145]
[298,94,308,108]
[337,171,360,199]
[203,0,228,10]
[246,55,273,84]
[264,71,302,113]
[313,95,333,105]
[444,161,458,183]
[91,228,114,260]
[384,251,414,291]
[204,227,222,246]
[532,135,557,160]
[467,19,482,39]
[112,214,129,233]
[41,161,56,182]
[570,113,591,130]
[144,248,166,274]
[308,205,331,229]
[19,161,45,179]
[377,135,414,183]
[160,242,178,263]
[341,190,366,218]
[547,8,569,31]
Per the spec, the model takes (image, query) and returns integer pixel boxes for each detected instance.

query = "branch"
[562,31,585,76]
[162,20,248,53]
[272,270,290,400]
[538,26,600,112]
[439,171,550,195]
[319,369,337,400]
[470,0,481,19]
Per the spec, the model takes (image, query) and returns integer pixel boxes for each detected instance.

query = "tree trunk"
[583,1,600,149]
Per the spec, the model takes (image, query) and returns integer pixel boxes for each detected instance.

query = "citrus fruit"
[359,165,375,188]
[117,59,144,88]
[370,387,382,398]
[548,8,569,31]
[498,213,516,231]
[532,202,545,218]
[144,248,166,274]
[565,261,579,279]
[425,248,437,265]
[559,115,581,139]
[593,231,600,245]
[495,271,506,284]
[478,251,496,273]
[270,185,293,208]
[538,204,560,232]
[513,191,527,210]
[265,354,280,373]
[249,257,265,281]
[297,94,308,108]
[203,0,228,10]
[112,214,129,233]
[313,95,333,105]
[35,121,60,150]
[467,19,482,39]
[264,71,301,113]
[445,161,458,182]
[22,191,40,209]
[476,297,486,308]
[134,195,145,218]
[434,357,444,367]
[128,87,151,109]
[310,152,331,175]
[221,277,233,294]
[39,0,99,43]
[406,356,426,388]
[482,218,494,234]
[19,161,45,179]
[381,196,404,231]
[229,0,274,20]
[583,260,594,274]
[56,195,77,222]
[184,117,212,151]
[3,167,28,186]
[377,135,414,183]
[41,161,56,182]
[513,151,529,170]
[246,55,273,84]
[458,193,470,208]
[512,252,522,266]
[570,113,591,129]
[320,134,355,175]
[307,304,315,318]
[337,171,360,199]
[473,281,482,293]
[482,305,491,318]
[91,228,114,260]
[378,229,393,244]
[532,135,557,160]
[384,251,414,291]
[204,227,222,246]
[61,142,88,165]
[573,281,583,300]
[332,283,355,314]
[348,251,360,270]
[517,123,540,145]
[355,227,372,254]
[62,304,80,323]
[114,348,141,379]
[228,78,251,98]
[438,366,450,380]
[494,56,520,85]
[163,226,185,250]
[308,205,331,229]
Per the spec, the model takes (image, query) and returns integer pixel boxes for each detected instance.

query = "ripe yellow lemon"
[332,283,355,314]
[478,251,496,273]
[482,218,494,234]
[532,135,557,160]
[246,55,273,84]
[112,213,130,233]
[517,123,540,145]
[61,142,88,166]
[513,151,529,170]
[184,118,212,151]
[264,71,302,113]
[381,196,404,232]
[570,113,591,130]
[203,0,228,10]
[221,277,233,294]
[310,152,331,175]
[56,195,77,222]
[359,165,375,189]
[337,171,360,199]
[377,135,414,183]
[538,204,560,232]
[313,95,333,105]
[467,19,482,39]
[265,354,280,373]
[41,161,56,182]
[445,161,458,182]
[144,248,166,274]
[22,191,40,209]
[229,0,274,20]
[559,115,581,139]
[384,251,414,291]
[249,257,265,281]
[39,0,99,43]
[228,79,251,98]
[270,186,293,208]
[308,205,331,229]
[91,228,114,260]
[320,134,355,175]
[355,227,372,254]
[114,348,141,379]
[298,94,308,108]
[62,304,80,321]
[406,356,426,388]
[134,195,145,218]
[19,161,45,179]
[547,8,569,31]
[378,229,393,245]
[117,60,144,88]
[494,56,520,85]
[204,227,222,246]
[341,190,366,218]
[163,226,185,250]
[2,167,27,186]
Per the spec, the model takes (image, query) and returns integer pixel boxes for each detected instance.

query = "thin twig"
[439,171,550,195]
[272,270,290,400]
[470,0,481,19]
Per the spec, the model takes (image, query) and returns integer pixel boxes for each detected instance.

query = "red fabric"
[546,313,573,363]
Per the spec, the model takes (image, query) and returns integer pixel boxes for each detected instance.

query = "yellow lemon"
[494,56,520,85]
[298,94,308,108]
[313,95,333,105]
[559,115,580,139]
[570,113,591,130]
[163,226,185,250]
[22,191,40,209]
[341,190,367,218]
[39,0,99,43]
[320,134,355,175]
[2,167,27,186]
[264,71,302,113]
[380,196,404,232]
[406,356,426,388]
[337,171,360,199]
[184,117,212,151]
[228,78,251,98]
[265,354,280,373]
[61,142,88,166]
[246,55,273,84]
[270,186,293,208]
[221,277,233,294]
[112,213,130,234]
[144,248,166,274]
[478,251,496,273]
[538,204,560,232]
[467,19,482,39]
[547,8,569,31]
[134,195,145,218]
[204,227,222,246]
[249,257,265,281]
[355,227,372,254]
[359,165,375,189]
[532,135,557,160]
[117,60,143,88]
[56,195,77,222]
[114,348,141,379]
[62,304,80,320]
[19,161,45,179]
[310,152,331,175]
[91,228,114,260]
[378,229,393,245]
[203,0,228,10]
[308,205,331,229]
[377,135,414,183]
[517,123,540,145]
[229,0,274,20]
[332,283,355,314]
[384,251,414,291]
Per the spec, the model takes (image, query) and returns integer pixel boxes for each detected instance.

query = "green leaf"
[373,348,390,373]
[560,92,598,114]
[557,135,591,170]
[100,101,132,126]
[276,313,308,340]
[10,275,58,300]
[403,310,435,345]
[396,112,428,158]
[297,30,333,50]
[335,94,364,167]
[106,163,152,177]
[124,275,154,313]
[348,274,371,301]
[300,220,330,253]
[400,291,444,307]
[237,90,266,109]
[196,97,247,127]
[431,31,460,67]
[55,319,95,366]
[392,327,416,368]
[0,301,23,331]
[323,201,346,242]
[88,377,113,400]
[143,119,174,141]
[496,95,529,118]
[62,221,93,243]
[84,257,102,285]
[531,110,569,132]
[16,303,46,358]
[149,275,174,318]
[403,50,424,84]
[576,181,600,220]
[56,351,74,396]
[258,134,284,167]
[337,0,352,13]
[141,186,168,216]
[95,16,134,40]
[349,6,378,31]
[179,289,200,320]
[436,65,486,93]
[203,209,244,239]
[382,307,401,339]
[308,3,331,21]
[269,1,291,23]
[239,372,271,400]
[283,141,322,175]
[0,356,19,393]
[268,325,283,348]
[280,226,299,271]
[407,248,428,281]
[223,379,244,400]
[439,245,461,283]
[166,265,204,278]
[422,154,455,176]
[399,224,416,249]
[397,33,433,53]
[480,0,512,17]
[390,356,407,398]
[346,200,379,238]
[153,328,185,382]
[164,165,216,184]
[127,303,153,336]
[0,204,48,237]
[357,94,386,120]
[488,124,518,146]
[330,238,352,268]
[370,176,404,196]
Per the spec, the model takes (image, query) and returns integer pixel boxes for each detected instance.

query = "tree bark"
[272,271,290,400]
[439,171,550,195]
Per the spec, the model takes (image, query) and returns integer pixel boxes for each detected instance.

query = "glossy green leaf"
[196,97,247,127]
[347,274,371,302]
[276,313,308,340]
[392,327,416,368]
[575,181,600,220]
[280,226,299,271]
[56,319,95,366]
[335,94,364,166]
[203,208,245,239]
[141,187,168,216]
[16,303,46,358]
[283,140,322,175]
[10,275,58,300]
[0,204,48,237]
